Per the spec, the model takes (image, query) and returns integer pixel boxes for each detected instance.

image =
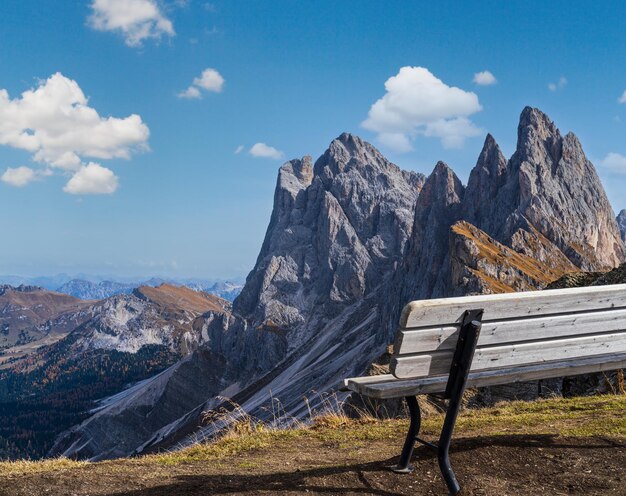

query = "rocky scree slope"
[53,108,625,461]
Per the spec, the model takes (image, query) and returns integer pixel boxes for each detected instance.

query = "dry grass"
[0,457,88,476]
[152,393,626,466]
[452,220,575,289]
[2,394,625,477]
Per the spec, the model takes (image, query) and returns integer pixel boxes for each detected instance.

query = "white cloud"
[178,68,224,99]
[249,143,284,159]
[88,0,174,47]
[234,145,244,154]
[362,66,483,151]
[0,72,149,193]
[0,72,149,168]
[377,133,413,153]
[548,76,568,92]
[473,70,497,86]
[193,68,224,92]
[618,90,626,104]
[63,162,119,195]
[1,166,37,187]
[177,86,201,99]
[422,117,482,149]
[601,153,626,174]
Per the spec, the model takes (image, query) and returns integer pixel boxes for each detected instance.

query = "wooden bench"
[343,284,626,495]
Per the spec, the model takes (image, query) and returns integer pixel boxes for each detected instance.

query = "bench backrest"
[390,284,626,380]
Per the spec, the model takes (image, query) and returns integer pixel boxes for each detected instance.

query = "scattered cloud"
[548,76,568,92]
[193,68,224,92]
[88,0,175,47]
[376,133,413,153]
[473,70,497,86]
[0,72,149,194]
[234,145,244,154]
[362,66,483,152]
[601,152,626,174]
[63,162,119,195]
[422,117,483,149]
[1,166,37,187]
[177,86,202,99]
[618,90,626,104]
[249,143,284,159]
[178,68,224,99]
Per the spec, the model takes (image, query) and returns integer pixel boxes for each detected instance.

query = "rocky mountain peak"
[417,161,464,209]
[462,106,624,270]
[313,132,422,187]
[515,106,562,166]
[277,156,313,197]
[0,284,46,295]
[56,107,626,462]
[463,133,511,232]
[236,133,424,323]
[476,133,508,180]
[133,283,229,315]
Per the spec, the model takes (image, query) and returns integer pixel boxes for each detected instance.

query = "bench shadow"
[103,434,624,496]
[105,459,407,496]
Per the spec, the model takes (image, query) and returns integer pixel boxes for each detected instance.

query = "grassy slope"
[1,395,625,495]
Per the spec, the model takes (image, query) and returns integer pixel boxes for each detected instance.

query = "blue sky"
[1,0,626,279]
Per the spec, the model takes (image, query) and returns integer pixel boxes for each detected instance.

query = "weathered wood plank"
[395,308,626,355]
[346,353,626,399]
[391,330,626,379]
[400,284,626,329]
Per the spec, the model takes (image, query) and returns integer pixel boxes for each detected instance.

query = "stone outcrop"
[54,108,626,460]
[449,220,577,294]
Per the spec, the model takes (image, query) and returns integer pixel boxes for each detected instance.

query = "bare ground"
[2,395,626,496]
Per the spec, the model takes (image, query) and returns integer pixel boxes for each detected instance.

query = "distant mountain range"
[51,107,626,461]
[0,276,244,302]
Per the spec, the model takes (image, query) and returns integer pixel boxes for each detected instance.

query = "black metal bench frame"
[391,309,483,495]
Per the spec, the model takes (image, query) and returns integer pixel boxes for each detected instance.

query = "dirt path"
[2,434,625,496]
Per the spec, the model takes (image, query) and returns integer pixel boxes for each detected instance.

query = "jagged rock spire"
[398,161,464,300]
[463,133,512,234]
[463,106,625,270]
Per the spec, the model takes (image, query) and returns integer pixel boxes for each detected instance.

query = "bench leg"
[391,395,421,473]
[437,312,482,495]
[438,387,463,494]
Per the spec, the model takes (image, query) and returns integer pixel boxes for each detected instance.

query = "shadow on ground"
[105,435,625,496]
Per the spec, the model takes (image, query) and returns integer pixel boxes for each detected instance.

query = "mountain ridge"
[52,107,625,461]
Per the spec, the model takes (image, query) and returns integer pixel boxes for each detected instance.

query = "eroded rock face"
[54,133,426,460]
[397,161,464,302]
[449,220,577,294]
[55,109,625,460]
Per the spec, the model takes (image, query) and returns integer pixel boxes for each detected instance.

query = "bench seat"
[344,352,626,399]
[342,284,626,494]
